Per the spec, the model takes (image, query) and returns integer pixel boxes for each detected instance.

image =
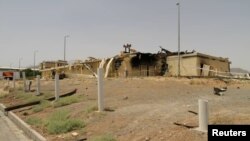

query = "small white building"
[0,67,22,79]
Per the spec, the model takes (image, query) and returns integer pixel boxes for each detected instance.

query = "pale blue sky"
[0,0,250,70]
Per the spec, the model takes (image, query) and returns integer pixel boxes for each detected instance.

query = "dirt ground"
[0,77,250,141]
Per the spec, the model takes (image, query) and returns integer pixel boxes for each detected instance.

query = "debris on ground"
[214,87,227,96]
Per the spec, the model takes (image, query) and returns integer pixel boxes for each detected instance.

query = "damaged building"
[106,45,168,77]
[167,51,230,76]
[40,44,231,79]
[40,60,68,70]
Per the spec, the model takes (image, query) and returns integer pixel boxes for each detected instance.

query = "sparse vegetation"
[0,92,9,98]
[86,105,98,113]
[14,91,30,99]
[32,105,43,113]
[17,86,23,91]
[33,100,51,113]
[1,77,250,141]
[45,110,85,134]
[43,92,54,99]
[14,91,42,103]
[91,134,116,141]
[26,117,43,127]
[52,95,81,108]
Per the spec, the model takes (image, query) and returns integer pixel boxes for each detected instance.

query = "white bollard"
[55,74,59,101]
[198,99,208,132]
[97,68,104,112]
[36,75,40,95]
[22,72,27,92]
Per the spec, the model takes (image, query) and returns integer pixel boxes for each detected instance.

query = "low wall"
[0,103,47,141]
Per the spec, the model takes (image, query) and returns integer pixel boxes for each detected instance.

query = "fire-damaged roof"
[158,46,229,62]
[167,52,230,62]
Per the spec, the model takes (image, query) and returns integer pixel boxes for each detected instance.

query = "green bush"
[46,110,85,134]
[22,69,41,78]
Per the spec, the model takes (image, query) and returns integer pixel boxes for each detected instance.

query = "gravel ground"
[0,77,250,141]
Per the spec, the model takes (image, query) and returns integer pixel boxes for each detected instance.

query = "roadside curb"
[0,103,47,141]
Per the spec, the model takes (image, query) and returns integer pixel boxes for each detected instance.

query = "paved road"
[0,111,31,141]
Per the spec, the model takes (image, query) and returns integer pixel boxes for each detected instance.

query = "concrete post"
[22,72,27,92]
[124,69,128,78]
[104,57,114,78]
[36,75,40,96]
[97,68,104,112]
[198,99,208,132]
[12,76,16,89]
[7,78,10,87]
[55,74,59,101]
[27,80,32,92]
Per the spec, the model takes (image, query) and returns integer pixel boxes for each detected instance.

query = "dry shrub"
[45,110,85,134]
[91,134,116,141]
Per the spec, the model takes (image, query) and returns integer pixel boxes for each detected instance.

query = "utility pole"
[177,2,181,78]
[64,35,70,61]
[19,58,22,70]
[33,50,38,76]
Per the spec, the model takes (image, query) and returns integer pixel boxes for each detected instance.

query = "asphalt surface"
[0,111,31,141]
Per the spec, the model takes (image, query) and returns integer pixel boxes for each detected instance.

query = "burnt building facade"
[40,45,231,79]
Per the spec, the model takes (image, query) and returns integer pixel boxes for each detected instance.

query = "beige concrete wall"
[40,62,56,69]
[40,54,230,78]
[167,55,230,76]
[40,61,68,70]
[167,56,198,76]
[196,57,230,76]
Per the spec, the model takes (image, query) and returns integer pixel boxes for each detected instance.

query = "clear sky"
[0,0,249,70]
